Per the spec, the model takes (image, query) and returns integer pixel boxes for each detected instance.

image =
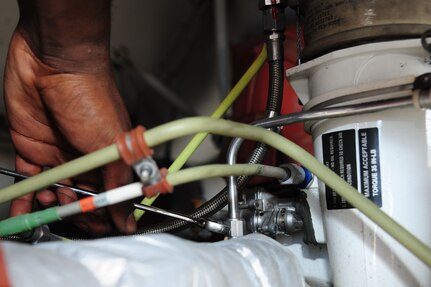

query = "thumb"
[9,155,41,216]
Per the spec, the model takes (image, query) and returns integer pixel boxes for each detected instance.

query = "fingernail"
[126,214,137,234]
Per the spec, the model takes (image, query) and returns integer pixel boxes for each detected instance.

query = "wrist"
[17,0,112,73]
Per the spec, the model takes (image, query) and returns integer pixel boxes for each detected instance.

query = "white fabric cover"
[2,233,305,287]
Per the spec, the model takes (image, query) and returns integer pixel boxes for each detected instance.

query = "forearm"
[17,0,112,71]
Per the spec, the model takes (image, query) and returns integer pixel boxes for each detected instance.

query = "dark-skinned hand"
[4,27,136,236]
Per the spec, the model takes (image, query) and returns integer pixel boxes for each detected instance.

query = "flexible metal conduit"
[227,31,286,221]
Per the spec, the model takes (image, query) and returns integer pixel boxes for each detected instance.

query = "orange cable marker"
[79,196,96,213]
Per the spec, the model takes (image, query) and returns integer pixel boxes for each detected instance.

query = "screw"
[140,167,152,183]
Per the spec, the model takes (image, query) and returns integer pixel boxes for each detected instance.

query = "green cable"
[0,207,60,236]
[0,117,429,267]
[0,164,285,236]
[134,44,268,220]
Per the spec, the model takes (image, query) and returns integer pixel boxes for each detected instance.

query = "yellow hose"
[134,45,267,220]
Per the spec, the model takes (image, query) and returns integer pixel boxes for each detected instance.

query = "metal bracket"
[132,157,162,187]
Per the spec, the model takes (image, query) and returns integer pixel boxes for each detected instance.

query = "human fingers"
[9,155,41,216]
[35,169,77,208]
[35,189,57,207]
[103,160,136,234]
[57,180,112,236]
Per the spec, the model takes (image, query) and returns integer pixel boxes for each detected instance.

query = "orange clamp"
[142,168,173,198]
[116,126,153,165]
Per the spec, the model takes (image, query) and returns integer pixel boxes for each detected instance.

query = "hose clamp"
[116,125,153,165]
[116,126,172,197]
[132,160,172,198]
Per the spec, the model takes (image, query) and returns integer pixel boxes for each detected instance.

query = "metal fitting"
[252,207,303,237]
[132,157,161,186]
[266,34,285,61]
[204,220,230,235]
[19,225,63,244]
[278,207,303,233]
[240,189,314,241]
[229,219,245,238]
[259,0,288,33]
[279,163,314,188]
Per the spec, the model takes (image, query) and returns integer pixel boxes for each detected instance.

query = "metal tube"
[132,203,200,226]
[227,175,239,220]
[254,97,414,128]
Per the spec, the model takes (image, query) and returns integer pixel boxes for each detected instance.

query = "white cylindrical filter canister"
[313,108,431,286]
[287,39,431,286]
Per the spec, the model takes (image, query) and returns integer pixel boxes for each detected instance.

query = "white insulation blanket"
[2,233,304,287]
